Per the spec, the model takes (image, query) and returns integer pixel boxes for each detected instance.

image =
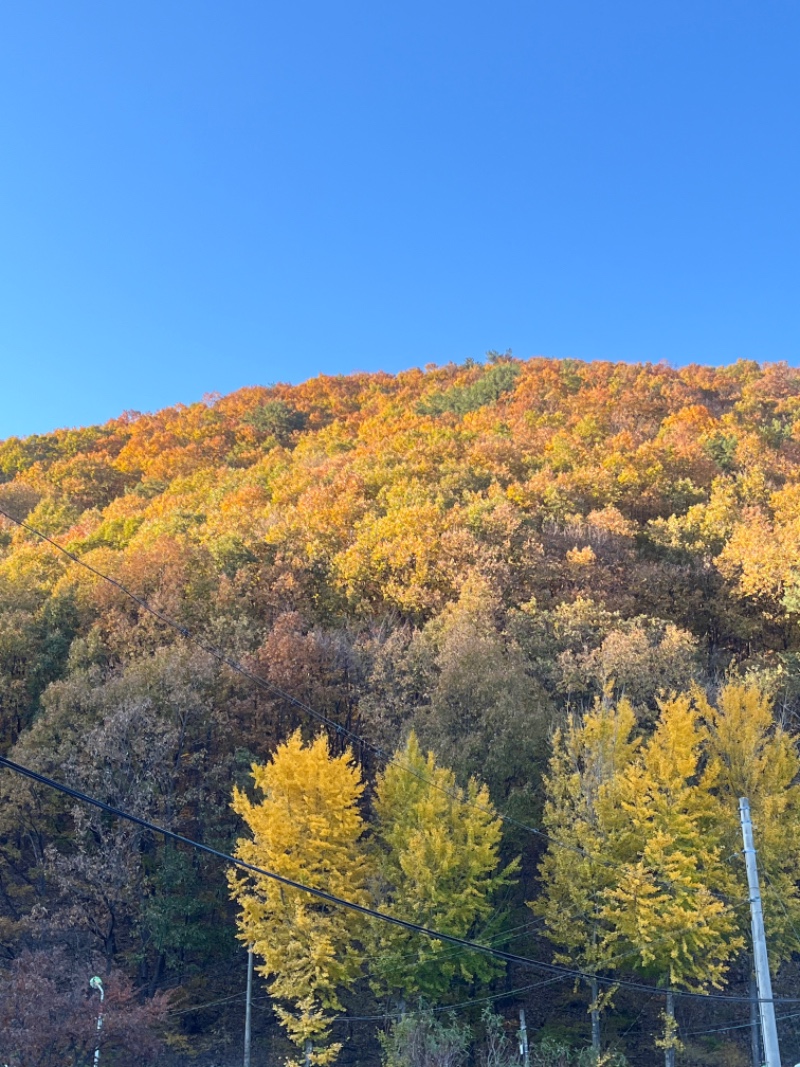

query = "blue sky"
[1,1,798,438]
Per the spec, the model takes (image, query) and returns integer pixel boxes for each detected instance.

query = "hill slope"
[1,355,799,1064]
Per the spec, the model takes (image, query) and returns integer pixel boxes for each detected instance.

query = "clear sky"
[1,1,798,438]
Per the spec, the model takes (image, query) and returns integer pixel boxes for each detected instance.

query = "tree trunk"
[664,989,676,1067]
[590,976,601,1053]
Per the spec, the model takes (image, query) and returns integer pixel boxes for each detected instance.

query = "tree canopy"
[2,357,800,1065]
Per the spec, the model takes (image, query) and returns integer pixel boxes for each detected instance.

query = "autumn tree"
[0,643,236,987]
[230,731,370,1066]
[0,947,169,1067]
[367,732,518,1005]
[534,696,639,1052]
[700,681,800,967]
[408,574,552,832]
[599,695,742,1067]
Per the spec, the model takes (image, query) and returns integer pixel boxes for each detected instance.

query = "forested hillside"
[2,356,800,1066]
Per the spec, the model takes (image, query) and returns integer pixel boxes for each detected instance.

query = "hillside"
[1,355,799,1066]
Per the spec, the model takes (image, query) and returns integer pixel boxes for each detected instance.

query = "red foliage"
[0,947,169,1066]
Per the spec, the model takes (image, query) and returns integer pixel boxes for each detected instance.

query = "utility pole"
[740,797,781,1067]
[243,947,254,1067]
[518,1007,530,1067]
[89,976,104,1067]
[750,968,761,1067]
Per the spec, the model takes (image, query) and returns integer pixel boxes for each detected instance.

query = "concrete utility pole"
[243,947,254,1067]
[750,969,761,1067]
[518,1007,530,1067]
[89,976,104,1067]
[740,797,781,1067]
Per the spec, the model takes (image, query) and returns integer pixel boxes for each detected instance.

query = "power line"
[361,881,605,973]
[359,914,547,972]
[170,990,248,1017]
[334,974,573,1023]
[0,753,790,1007]
[0,504,609,868]
[682,1009,800,1039]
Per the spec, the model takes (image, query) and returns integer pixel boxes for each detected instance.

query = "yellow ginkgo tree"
[534,695,639,1054]
[367,732,518,1005]
[701,681,800,969]
[229,730,370,1067]
[598,694,743,1067]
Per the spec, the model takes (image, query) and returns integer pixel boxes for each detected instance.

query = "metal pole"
[305,1039,313,1067]
[244,947,254,1067]
[518,1007,529,1067]
[89,976,104,1067]
[750,969,761,1067]
[740,797,781,1067]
